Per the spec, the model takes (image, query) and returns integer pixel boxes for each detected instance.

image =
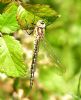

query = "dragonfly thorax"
[35,20,45,40]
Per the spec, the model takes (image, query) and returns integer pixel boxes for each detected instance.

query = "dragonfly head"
[36,20,46,28]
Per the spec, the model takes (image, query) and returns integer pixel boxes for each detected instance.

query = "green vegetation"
[0,0,81,100]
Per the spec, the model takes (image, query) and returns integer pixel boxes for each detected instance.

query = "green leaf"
[22,3,59,25]
[16,5,42,29]
[0,0,12,4]
[0,2,8,13]
[0,35,27,77]
[4,2,18,14]
[0,3,19,34]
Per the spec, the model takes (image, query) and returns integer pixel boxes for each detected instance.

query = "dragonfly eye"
[36,20,45,28]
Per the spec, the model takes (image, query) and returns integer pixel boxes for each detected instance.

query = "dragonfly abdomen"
[30,39,39,88]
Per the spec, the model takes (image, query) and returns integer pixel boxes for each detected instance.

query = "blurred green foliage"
[0,0,81,100]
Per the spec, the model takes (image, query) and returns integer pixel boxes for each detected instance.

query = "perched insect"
[29,20,64,88]
[30,20,45,88]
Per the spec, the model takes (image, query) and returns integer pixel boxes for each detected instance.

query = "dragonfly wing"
[40,38,65,73]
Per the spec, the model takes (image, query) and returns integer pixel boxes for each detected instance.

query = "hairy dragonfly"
[25,20,65,88]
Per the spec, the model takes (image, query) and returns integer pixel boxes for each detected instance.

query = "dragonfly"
[30,20,45,88]
[29,20,65,88]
